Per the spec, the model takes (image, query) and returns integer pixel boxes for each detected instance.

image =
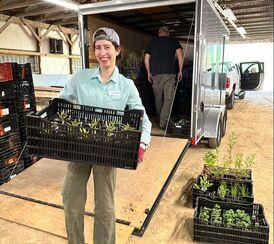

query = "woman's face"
[94,39,120,69]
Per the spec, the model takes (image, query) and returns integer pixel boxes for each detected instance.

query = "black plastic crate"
[167,116,191,138]
[0,114,19,138]
[17,95,36,113]
[194,197,269,244]
[0,133,21,162]
[192,176,254,208]
[203,165,252,182]
[0,98,17,118]
[26,98,143,169]
[0,82,16,100]
[0,160,24,184]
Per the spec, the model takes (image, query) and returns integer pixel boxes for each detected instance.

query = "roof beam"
[219,0,261,5]
[237,17,274,24]
[0,13,78,34]
[0,0,45,11]
[35,13,77,22]
[53,18,78,26]
[235,9,274,16]
[231,3,273,11]
[17,6,67,18]
[241,22,273,27]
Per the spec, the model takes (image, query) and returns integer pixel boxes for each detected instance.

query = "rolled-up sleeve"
[126,79,152,146]
[59,72,78,102]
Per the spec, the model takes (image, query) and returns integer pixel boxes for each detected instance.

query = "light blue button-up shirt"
[59,66,151,145]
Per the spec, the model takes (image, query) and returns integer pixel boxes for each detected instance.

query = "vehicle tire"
[226,89,235,110]
[208,119,222,148]
[238,90,246,100]
[221,110,227,138]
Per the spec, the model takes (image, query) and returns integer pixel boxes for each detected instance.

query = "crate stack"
[0,62,37,171]
[12,63,37,168]
[0,63,24,184]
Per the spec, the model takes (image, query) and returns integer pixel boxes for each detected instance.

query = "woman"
[59,27,151,244]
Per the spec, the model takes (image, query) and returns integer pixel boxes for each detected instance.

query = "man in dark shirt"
[145,26,183,129]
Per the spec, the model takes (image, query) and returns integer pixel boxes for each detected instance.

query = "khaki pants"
[152,74,176,128]
[62,162,117,244]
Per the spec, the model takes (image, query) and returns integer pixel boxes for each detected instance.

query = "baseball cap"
[159,26,169,33]
[92,27,120,46]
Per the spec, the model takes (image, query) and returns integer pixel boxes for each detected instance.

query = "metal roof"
[0,0,272,42]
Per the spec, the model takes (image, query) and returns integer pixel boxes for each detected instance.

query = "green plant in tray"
[218,182,229,199]
[224,209,235,227]
[106,121,117,137]
[88,118,99,130]
[193,175,213,192]
[235,209,251,229]
[223,132,237,168]
[57,110,69,124]
[230,183,239,199]
[211,204,222,225]
[204,149,219,168]
[239,184,249,197]
[199,207,211,224]
[121,122,134,131]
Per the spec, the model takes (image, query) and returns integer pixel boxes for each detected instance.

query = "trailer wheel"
[226,89,235,110]
[208,119,221,148]
[221,110,227,138]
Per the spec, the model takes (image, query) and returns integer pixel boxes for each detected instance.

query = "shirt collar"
[91,66,119,83]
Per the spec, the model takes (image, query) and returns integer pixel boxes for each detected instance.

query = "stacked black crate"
[11,63,37,168]
[0,63,24,184]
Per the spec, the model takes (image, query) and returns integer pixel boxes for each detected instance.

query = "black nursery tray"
[192,175,254,208]
[203,165,252,182]
[194,197,269,244]
[26,98,143,170]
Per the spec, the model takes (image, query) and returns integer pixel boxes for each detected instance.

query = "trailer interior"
[86,2,196,139]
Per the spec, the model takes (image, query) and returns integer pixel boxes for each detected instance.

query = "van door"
[239,61,264,90]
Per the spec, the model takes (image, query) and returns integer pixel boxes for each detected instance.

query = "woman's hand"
[138,143,147,163]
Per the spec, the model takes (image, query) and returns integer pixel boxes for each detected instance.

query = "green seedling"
[211,204,222,225]
[88,118,99,130]
[57,110,69,124]
[204,149,219,168]
[224,209,235,227]
[235,209,251,229]
[79,127,89,139]
[230,183,239,199]
[243,154,256,177]
[121,122,134,131]
[193,175,213,192]
[199,207,211,224]
[51,121,59,129]
[239,184,249,197]
[234,153,245,179]
[218,182,229,199]
[106,121,117,137]
[71,118,82,127]
[223,132,237,168]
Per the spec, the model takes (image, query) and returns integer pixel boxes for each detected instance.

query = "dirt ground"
[128,90,273,244]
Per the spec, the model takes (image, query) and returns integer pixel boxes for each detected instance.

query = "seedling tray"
[192,175,254,208]
[194,197,269,244]
[26,98,143,169]
[203,165,252,182]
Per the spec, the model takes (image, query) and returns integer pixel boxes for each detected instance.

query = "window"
[49,38,63,54]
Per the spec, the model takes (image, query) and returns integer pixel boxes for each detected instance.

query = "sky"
[224,42,273,91]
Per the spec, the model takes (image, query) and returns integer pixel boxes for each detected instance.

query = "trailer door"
[239,61,264,90]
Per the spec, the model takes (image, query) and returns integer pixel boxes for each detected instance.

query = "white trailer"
[77,0,231,148]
